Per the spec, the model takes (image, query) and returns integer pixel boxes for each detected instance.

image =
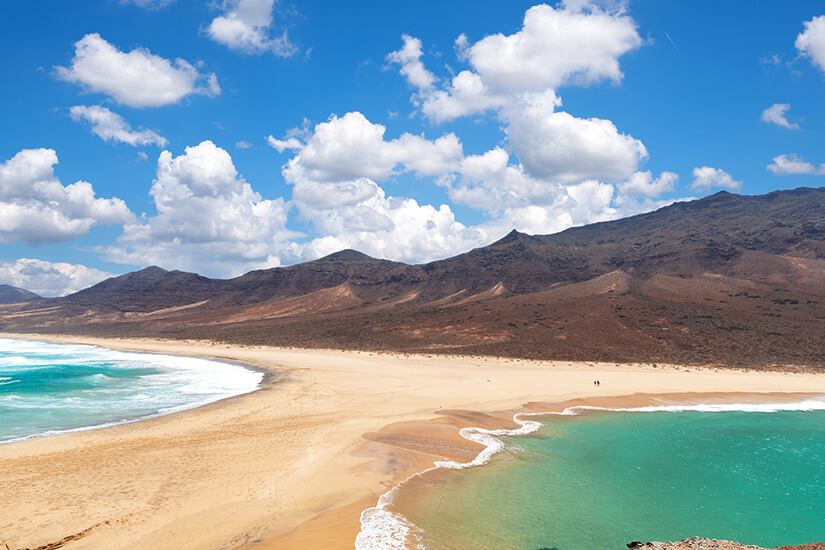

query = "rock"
[626,538,825,550]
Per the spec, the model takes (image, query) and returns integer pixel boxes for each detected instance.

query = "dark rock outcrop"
[628,538,825,550]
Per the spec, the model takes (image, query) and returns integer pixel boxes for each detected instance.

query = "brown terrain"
[3,187,825,369]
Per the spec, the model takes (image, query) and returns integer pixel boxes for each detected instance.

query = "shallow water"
[401,407,825,550]
[0,338,263,443]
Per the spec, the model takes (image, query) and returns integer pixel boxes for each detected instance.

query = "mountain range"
[3,187,825,369]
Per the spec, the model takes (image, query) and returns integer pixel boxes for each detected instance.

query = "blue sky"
[1,0,824,295]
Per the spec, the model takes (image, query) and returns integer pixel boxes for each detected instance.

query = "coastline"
[0,335,270,446]
[1,333,824,550]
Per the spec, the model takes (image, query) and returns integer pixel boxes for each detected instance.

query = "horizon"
[2,1,825,296]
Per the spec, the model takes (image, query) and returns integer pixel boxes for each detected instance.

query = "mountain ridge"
[3,187,825,369]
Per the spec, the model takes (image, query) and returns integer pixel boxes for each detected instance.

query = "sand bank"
[0,333,824,550]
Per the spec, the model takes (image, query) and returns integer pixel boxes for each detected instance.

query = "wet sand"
[0,333,824,550]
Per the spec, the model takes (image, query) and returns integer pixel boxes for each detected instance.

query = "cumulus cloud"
[385,3,657,228]
[235,140,253,149]
[286,189,488,266]
[207,0,297,56]
[70,105,167,146]
[504,91,647,183]
[0,258,115,297]
[387,34,437,90]
[382,3,683,253]
[767,154,824,175]
[617,170,678,197]
[280,112,463,184]
[389,2,642,124]
[103,141,297,276]
[418,70,510,123]
[449,148,562,211]
[691,166,742,192]
[249,4,686,266]
[796,15,825,74]
[0,148,131,246]
[272,110,673,264]
[760,103,799,130]
[55,33,220,108]
[465,3,641,92]
[269,112,492,263]
[266,136,303,152]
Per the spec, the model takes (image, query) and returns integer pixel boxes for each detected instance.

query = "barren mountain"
[0,284,41,305]
[3,187,825,369]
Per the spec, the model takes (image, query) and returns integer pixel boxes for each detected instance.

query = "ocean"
[359,401,825,550]
[0,337,263,444]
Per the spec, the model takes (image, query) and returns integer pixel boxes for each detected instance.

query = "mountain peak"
[0,284,42,305]
[315,249,378,263]
[492,229,533,246]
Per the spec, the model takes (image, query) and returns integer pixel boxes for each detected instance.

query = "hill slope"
[0,284,41,305]
[3,188,825,369]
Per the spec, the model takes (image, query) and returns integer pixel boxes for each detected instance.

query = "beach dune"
[1,334,824,550]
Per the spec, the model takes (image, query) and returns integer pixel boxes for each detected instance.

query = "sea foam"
[0,338,264,444]
[355,413,542,550]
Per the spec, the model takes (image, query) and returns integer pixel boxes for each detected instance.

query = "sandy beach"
[1,333,824,550]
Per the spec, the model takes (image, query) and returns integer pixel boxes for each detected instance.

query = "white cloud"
[0,148,131,246]
[767,154,824,175]
[463,2,641,93]
[273,110,674,263]
[390,3,642,124]
[281,112,463,184]
[0,258,115,297]
[266,135,303,153]
[387,6,653,207]
[565,180,619,223]
[55,33,220,108]
[235,140,253,149]
[760,103,799,130]
[618,170,678,197]
[387,34,437,90]
[505,91,648,183]
[103,141,297,277]
[449,147,566,211]
[796,15,825,74]
[418,70,509,123]
[207,0,297,56]
[270,112,491,263]
[286,189,489,266]
[691,166,742,192]
[70,105,167,146]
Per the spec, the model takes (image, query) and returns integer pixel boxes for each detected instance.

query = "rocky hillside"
[3,187,825,368]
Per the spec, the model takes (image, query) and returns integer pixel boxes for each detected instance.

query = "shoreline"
[0,334,273,446]
[352,391,825,549]
[1,333,824,550]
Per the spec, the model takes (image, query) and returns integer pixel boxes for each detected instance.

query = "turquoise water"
[0,338,263,444]
[397,406,825,550]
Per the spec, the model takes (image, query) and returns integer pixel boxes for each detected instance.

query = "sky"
[1,0,824,296]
